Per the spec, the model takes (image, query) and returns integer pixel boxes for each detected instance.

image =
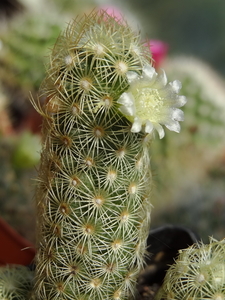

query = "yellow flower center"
[134,87,164,122]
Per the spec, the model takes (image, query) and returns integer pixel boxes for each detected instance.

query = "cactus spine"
[32,10,185,299]
[155,238,225,300]
[33,11,152,300]
[0,265,33,299]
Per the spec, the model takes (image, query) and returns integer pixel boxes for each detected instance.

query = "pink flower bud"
[146,40,169,68]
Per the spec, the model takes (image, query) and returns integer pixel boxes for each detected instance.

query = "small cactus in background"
[0,133,41,243]
[164,56,225,146]
[0,13,62,92]
[31,10,185,300]
[155,238,225,300]
[150,56,225,214]
[0,265,33,299]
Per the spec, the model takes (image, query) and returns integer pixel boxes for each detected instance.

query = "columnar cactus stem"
[31,10,185,300]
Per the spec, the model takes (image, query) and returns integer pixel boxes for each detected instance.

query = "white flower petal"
[119,105,134,116]
[158,69,167,86]
[177,95,187,107]
[171,108,184,121]
[165,121,181,133]
[145,120,154,133]
[117,92,134,106]
[155,123,165,139]
[142,65,156,80]
[127,71,139,84]
[170,80,182,93]
[131,117,142,132]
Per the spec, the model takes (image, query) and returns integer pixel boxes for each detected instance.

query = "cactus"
[31,10,185,299]
[155,238,225,300]
[0,265,34,299]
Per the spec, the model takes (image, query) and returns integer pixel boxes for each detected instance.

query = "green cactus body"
[33,11,152,300]
[0,265,34,299]
[155,238,225,300]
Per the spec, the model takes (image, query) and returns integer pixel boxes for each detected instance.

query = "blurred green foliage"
[0,134,39,243]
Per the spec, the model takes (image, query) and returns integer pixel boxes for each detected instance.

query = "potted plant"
[1,8,225,300]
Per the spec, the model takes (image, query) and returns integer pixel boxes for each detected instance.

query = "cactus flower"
[117,64,186,138]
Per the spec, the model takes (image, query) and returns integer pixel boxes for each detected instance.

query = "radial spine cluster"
[32,11,153,300]
[155,238,225,300]
[0,265,33,300]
